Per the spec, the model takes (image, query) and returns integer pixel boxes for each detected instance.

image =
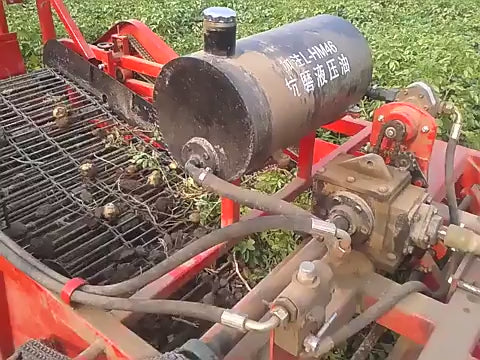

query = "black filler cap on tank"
[202,7,237,57]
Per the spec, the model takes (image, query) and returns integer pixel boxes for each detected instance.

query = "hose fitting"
[220,307,286,332]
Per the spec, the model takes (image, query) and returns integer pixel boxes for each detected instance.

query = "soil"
[129,258,249,352]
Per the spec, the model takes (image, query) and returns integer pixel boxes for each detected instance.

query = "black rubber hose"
[445,137,460,226]
[185,161,311,218]
[0,215,316,296]
[0,239,226,322]
[445,107,462,226]
[314,281,429,356]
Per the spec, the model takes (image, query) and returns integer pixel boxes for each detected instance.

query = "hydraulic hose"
[313,281,429,357]
[445,107,463,226]
[0,215,322,297]
[0,239,281,330]
[185,161,312,218]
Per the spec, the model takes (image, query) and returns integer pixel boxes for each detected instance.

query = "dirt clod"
[35,204,53,218]
[79,189,93,204]
[154,197,172,213]
[133,246,146,258]
[116,247,136,262]
[119,178,141,192]
[188,211,201,224]
[29,235,55,259]
[272,150,292,169]
[147,249,166,263]
[125,164,139,176]
[5,221,28,239]
[111,263,137,283]
[82,215,99,229]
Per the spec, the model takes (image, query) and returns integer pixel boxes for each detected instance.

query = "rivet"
[378,185,389,193]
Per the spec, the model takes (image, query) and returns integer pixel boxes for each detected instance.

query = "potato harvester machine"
[0,2,480,360]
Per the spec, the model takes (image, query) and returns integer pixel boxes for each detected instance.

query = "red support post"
[50,0,95,60]
[36,0,56,43]
[221,179,241,227]
[297,131,316,180]
[0,1,9,34]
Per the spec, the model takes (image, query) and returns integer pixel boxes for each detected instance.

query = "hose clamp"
[61,277,87,305]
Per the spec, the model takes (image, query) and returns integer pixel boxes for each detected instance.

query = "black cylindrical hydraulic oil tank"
[154,14,373,181]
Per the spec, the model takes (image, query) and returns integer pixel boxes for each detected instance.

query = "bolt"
[378,185,389,193]
[360,226,369,235]
[354,205,363,213]
[421,126,430,133]
[318,167,326,173]
[377,115,384,123]
[346,176,356,183]
[419,94,425,99]
[423,105,429,110]
[98,63,106,71]
[387,252,397,261]
[385,126,397,139]
[332,196,342,204]
[297,261,317,284]
[403,89,409,95]
[407,245,414,254]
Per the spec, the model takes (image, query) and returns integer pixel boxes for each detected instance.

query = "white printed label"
[280,40,351,98]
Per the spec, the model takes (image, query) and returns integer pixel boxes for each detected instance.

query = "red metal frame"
[34,0,177,101]
[370,102,438,184]
[0,0,25,79]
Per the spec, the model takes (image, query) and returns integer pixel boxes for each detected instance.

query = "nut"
[377,115,384,123]
[385,127,397,139]
[332,196,342,204]
[360,226,369,235]
[270,306,290,327]
[421,126,430,133]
